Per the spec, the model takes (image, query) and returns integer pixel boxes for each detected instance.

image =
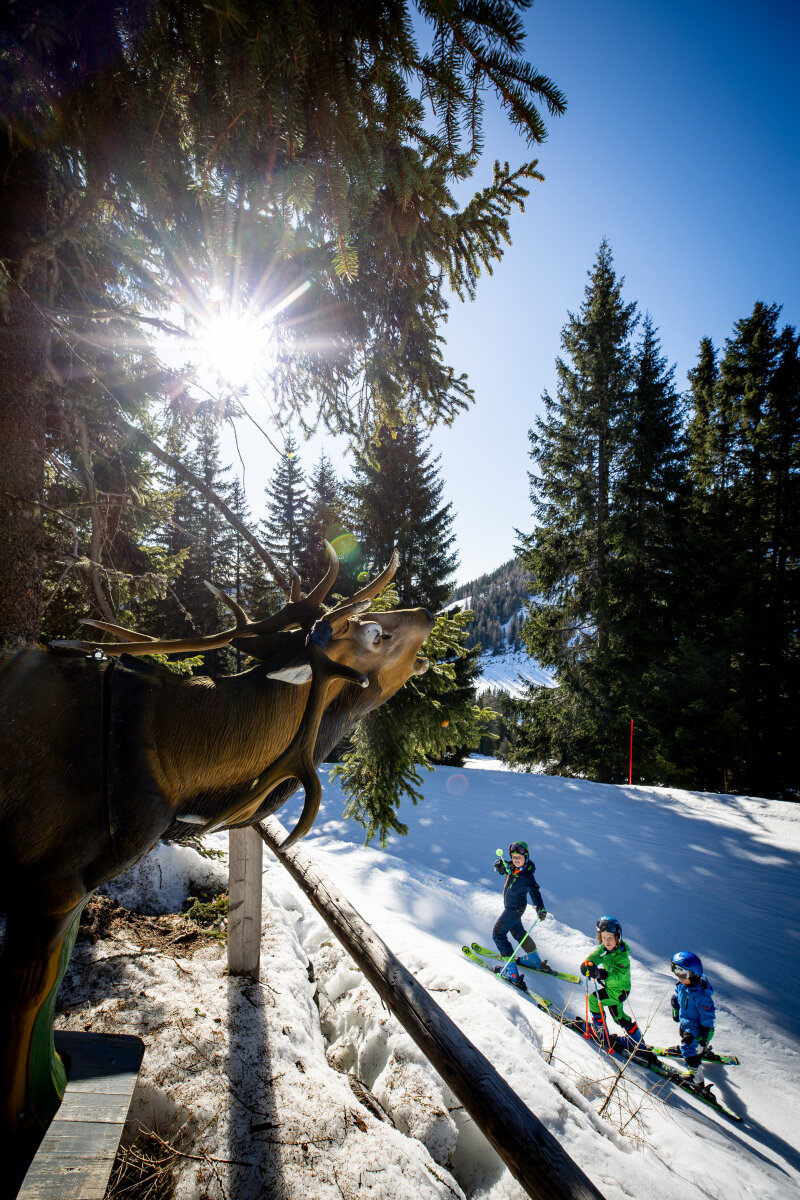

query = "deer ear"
[267,664,313,684]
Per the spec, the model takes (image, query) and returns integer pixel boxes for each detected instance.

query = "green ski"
[470,941,580,983]
[651,1045,739,1066]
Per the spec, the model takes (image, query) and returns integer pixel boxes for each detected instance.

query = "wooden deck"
[17,1031,144,1200]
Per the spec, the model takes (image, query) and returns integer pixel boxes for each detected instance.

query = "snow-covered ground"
[55,762,800,1199]
[476,646,554,696]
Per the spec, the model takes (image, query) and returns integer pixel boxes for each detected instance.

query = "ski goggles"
[509,844,528,856]
[670,963,692,978]
[596,918,620,935]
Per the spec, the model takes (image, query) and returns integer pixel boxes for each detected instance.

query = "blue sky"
[221,0,800,588]
[429,0,800,584]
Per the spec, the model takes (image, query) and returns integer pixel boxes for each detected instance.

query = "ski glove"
[536,907,547,920]
[671,999,679,1022]
[581,960,598,979]
[680,1029,694,1045]
[494,859,507,874]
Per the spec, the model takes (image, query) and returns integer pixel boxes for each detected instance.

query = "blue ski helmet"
[509,841,529,857]
[596,915,622,937]
[671,951,703,978]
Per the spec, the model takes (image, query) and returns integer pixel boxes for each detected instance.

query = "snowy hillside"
[476,644,554,697]
[445,559,557,698]
[54,763,800,1199]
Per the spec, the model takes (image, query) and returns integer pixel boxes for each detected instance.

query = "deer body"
[0,548,434,1147]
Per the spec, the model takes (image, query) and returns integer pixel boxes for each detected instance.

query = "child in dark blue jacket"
[670,951,716,1093]
[492,840,549,988]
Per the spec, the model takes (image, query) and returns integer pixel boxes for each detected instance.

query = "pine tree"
[0,0,565,646]
[654,336,742,790]
[514,242,637,778]
[348,421,458,611]
[335,421,493,839]
[333,603,492,843]
[167,415,240,673]
[675,304,800,795]
[611,314,686,777]
[260,435,310,578]
[298,453,350,588]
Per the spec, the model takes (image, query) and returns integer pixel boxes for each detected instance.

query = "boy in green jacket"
[580,915,653,1058]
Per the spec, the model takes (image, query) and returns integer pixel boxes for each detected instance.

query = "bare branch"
[115,417,290,593]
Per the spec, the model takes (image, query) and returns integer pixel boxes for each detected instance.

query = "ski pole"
[495,848,511,874]
[498,914,541,976]
[584,977,591,1039]
[592,978,612,1048]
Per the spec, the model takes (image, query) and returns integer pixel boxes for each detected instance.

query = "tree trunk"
[0,145,49,648]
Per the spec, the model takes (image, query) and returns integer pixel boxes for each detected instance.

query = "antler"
[51,543,341,658]
[327,549,399,615]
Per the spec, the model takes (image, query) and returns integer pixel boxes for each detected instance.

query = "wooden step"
[17,1031,144,1200]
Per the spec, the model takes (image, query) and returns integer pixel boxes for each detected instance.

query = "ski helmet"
[509,841,529,857]
[671,951,703,978]
[596,915,622,936]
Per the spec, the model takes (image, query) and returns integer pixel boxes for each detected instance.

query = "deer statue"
[0,544,434,1146]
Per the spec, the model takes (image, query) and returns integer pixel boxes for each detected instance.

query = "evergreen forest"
[510,242,800,801]
[449,559,530,655]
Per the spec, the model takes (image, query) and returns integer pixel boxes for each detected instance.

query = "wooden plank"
[29,1121,123,1157]
[15,1157,114,1199]
[18,1032,144,1200]
[56,1091,136,1124]
[228,824,263,981]
[259,816,606,1200]
[60,1069,141,1097]
[54,1031,144,1078]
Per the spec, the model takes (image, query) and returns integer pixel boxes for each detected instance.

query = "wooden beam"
[257,816,605,1200]
[227,825,263,981]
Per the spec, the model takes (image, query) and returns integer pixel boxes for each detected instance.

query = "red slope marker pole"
[629,719,634,785]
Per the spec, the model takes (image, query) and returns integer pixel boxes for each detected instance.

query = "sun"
[198,307,271,391]
[189,280,311,395]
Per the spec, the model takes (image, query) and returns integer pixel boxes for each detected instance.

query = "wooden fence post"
[227,826,263,981]
[258,816,605,1200]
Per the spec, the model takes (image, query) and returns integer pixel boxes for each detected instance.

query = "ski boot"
[685,1063,714,1097]
[586,1014,613,1049]
[495,961,528,992]
[516,951,543,970]
[618,1022,658,1065]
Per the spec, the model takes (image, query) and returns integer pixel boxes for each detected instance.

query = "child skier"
[670,951,716,1094]
[580,916,653,1058]
[492,840,550,988]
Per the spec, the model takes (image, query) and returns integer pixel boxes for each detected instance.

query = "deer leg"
[0,895,89,1142]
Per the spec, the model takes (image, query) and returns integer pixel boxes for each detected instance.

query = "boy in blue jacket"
[491,840,549,988]
[670,951,716,1094]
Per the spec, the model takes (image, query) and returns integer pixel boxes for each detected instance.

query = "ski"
[462,947,740,1121]
[461,946,554,1009]
[469,942,581,983]
[651,1045,739,1066]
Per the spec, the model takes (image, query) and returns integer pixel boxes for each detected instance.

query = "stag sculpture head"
[0,544,434,1144]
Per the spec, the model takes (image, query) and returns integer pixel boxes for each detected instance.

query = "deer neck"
[151,667,312,810]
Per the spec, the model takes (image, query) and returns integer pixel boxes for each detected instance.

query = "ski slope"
[277,761,800,1196]
[68,760,800,1199]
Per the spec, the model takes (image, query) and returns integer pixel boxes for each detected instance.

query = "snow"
[54,762,800,1199]
[476,645,555,696]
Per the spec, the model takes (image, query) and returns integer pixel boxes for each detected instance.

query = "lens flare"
[445,774,468,797]
[327,529,361,563]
